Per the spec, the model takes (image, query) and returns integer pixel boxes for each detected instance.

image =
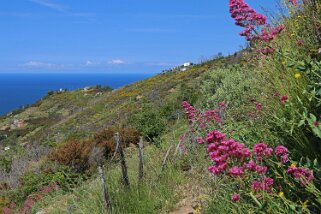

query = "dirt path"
[169,204,194,214]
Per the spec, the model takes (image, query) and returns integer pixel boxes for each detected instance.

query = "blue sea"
[0,73,155,116]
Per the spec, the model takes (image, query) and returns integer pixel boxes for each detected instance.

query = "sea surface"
[0,72,155,116]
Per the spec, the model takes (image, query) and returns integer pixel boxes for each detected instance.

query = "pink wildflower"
[251,180,262,191]
[255,165,268,174]
[179,133,187,142]
[287,166,314,185]
[219,101,227,109]
[206,130,226,143]
[273,92,280,97]
[203,110,223,125]
[251,177,274,191]
[262,177,274,191]
[246,160,257,170]
[256,102,263,110]
[281,154,289,164]
[290,0,298,5]
[280,95,289,104]
[229,166,244,177]
[275,145,288,156]
[261,46,275,55]
[197,137,204,144]
[208,163,227,175]
[231,193,241,202]
[3,208,12,214]
[253,143,273,160]
[182,101,198,123]
[297,39,304,46]
[207,143,219,152]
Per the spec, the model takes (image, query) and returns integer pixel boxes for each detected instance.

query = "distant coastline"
[0,72,155,116]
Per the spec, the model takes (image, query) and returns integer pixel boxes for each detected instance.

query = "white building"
[83,87,90,92]
[183,62,192,67]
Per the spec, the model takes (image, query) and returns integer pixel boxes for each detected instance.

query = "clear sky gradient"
[0,0,277,73]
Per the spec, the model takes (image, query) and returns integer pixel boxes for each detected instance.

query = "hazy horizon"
[0,0,277,74]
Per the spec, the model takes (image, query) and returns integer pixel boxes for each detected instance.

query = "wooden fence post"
[159,143,173,177]
[114,132,130,186]
[138,136,144,182]
[98,166,112,214]
[174,141,181,156]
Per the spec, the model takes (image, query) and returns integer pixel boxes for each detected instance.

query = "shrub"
[49,127,140,173]
[130,106,167,141]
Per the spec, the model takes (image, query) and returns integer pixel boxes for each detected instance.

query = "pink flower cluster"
[251,177,274,192]
[181,101,224,132]
[229,0,285,49]
[275,145,289,163]
[231,193,241,202]
[207,130,251,175]
[181,105,315,196]
[280,95,289,104]
[290,0,298,5]
[206,130,226,144]
[253,143,273,160]
[202,109,223,126]
[182,101,198,124]
[261,46,276,55]
[287,166,314,186]
[229,0,267,28]
[203,129,314,192]
[255,102,263,110]
[206,131,276,192]
[258,25,285,42]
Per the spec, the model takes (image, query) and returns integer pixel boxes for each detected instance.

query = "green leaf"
[298,120,305,127]
[306,157,311,167]
[313,159,319,168]
[310,114,317,121]
[297,66,307,72]
[287,62,296,67]
[312,127,321,139]
[297,96,303,104]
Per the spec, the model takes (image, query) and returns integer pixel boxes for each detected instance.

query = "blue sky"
[0,0,277,73]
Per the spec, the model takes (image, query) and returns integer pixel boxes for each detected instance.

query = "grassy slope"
[0,56,232,212]
[29,2,321,213]
[32,120,212,214]
[0,64,211,149]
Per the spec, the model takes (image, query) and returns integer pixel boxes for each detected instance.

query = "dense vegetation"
[0,0,321,213]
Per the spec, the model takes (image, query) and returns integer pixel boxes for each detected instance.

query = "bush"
[49,127,140,173]
[4,164,82,206]
[130,106,167,141]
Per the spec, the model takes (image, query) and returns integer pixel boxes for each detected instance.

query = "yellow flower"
[303,200,309,209]
[291,163,297,167]
[195,206,202,214]
[295,73,302,79]
[291,33,296,37]
[278,192,285,197]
